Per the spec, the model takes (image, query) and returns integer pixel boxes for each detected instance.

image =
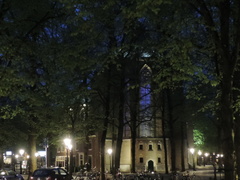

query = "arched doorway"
[148,160,154,172]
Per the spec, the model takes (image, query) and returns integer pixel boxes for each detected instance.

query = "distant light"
[19,149,25,156]
[38,151,46,157]
[64,138,72,150]
[6,151,12,156]
[107,149,112,155]
[190,148,195,154]
[198,150,202,156]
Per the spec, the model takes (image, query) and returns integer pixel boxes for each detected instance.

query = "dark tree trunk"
[233,71,240,179]
[130,77,139,173]
[100,128,107,180]
[166,90,176,172]
[100,68,112,180]
[114,68,125,176]
[131,126,137,173]
[162,91,169,174]
[180,122,186,172]
[0,151,3,169]
[235,115,240,179]
[220,74,235,179]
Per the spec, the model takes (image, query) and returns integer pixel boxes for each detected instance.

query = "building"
[55,63,193,173]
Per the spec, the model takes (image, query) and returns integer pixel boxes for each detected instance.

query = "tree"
[179,1,240,179]
[0,0,71,173]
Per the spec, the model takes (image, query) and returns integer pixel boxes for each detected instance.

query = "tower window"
[158,144,161,151]
[139,144,143,150]
[158,157,161,163]
[149,144,153,151]
[140,157,144,163]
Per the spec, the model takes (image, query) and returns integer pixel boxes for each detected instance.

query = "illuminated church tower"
[115,63,170,173]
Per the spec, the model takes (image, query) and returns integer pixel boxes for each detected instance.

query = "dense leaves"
[1,0,240,179]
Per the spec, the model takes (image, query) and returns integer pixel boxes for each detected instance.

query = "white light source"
[190,148,195,154]
[107,149,112,155]
[64,138,72,149]
[198,150,202,156]
[6,151,12,156]
[19,149,25,156]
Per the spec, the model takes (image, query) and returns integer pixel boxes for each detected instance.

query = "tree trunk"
[180,121,186,172]
[0,150,3,169]
[131,126,136,173]
[28,134,37,175]
[166,90,176,172]
[162,91,169,174]
[130,78,139,173]
[233,71,240,179]
[114,70,125,176]
[100,129,107,180]
[235,115,240,179]
[220,72,235,179]
[100,68,112,180]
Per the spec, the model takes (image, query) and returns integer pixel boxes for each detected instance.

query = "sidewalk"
[193,165,224,180]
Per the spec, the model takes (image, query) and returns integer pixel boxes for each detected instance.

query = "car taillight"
[46,176,52,180]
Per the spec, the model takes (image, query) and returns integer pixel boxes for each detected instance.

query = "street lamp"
[19,149,25,174]
[204,153,209,166]
[107,149,112,173]
[198,150,202,166]
[190,148,196,171]
[64,138,72,172]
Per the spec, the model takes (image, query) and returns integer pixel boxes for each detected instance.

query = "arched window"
[139,64,153,137]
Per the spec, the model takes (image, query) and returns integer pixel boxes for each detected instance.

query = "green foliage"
[193,129,204,147]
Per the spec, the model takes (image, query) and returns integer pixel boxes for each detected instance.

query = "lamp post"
[19,149,25,174]
[64,138,72,172]
[198,150,202,166]
[107,149,112,173]
[204,153,209,166]
[190,148,196,171]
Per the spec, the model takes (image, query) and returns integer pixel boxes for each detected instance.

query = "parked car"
[0,169,24,180]
[30,167,72,180]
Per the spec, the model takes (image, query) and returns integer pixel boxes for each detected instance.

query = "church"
[55,63,194,173]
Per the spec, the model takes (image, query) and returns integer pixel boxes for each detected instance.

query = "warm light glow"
[64,138,72,150]
[35,153,39,157]
[107,148,112,155]
[205,153,209,157]
[19,149,24,156]
[15,154,19,159]
[190,148,195,154]
[198,150,202,156]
